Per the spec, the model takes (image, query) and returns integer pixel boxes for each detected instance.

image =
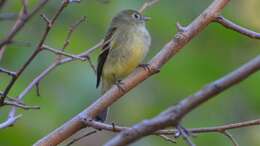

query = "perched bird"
[96,9,151,121]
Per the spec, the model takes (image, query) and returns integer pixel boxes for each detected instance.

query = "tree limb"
[105,54,260,146]
[33,0,231,145]
[215,16,260,39]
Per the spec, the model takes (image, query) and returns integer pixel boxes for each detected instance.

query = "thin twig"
[62,16,86,50]
[215,16,260,39]
[139,0,160,13]
[0,0,73,104]
[0,67,17,77]
[42,45,87,61]
[0,114,22,129]
[66,130,97,146]
[0,41,102,129]
[158,135,176,143]
[221,131,239,146]
[83,118,260,135]
[4,100,40,110]
[0,0,83,129]
[0,0,50,48]
[35,81,41,96]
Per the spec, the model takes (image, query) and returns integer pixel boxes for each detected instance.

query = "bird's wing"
[96,27,117,88]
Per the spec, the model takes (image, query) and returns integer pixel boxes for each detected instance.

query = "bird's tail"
[95,78,114,122]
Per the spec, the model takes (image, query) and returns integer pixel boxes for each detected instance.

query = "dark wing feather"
[96,27,117,88]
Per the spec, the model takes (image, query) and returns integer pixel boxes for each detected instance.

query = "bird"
[96,9,151,122]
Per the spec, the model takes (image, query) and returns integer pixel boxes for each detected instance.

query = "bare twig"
[34,0,231,145]
[0,114,22,129]
[42,45,87,61]
[83,118,260,135]
[221,131,239,146]
[66,130,97,146]
[0,0,83,129]
[86,56,97,74]
[0,67,16,77]
[158,135,176,143]
[4,100,40,110]
[139,0,160,13]
[215,16,260,39]
[0,41,102,129]
[0,0,74,104]
[18,41,102,102]
[0,0,50,48]
[62,16,86,50]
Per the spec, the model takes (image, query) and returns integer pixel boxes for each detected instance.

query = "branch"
[139,0,160,13]
[215,16,260,39]
[221,131,239,146]
[0,41,102,129]
[42,45,87,61]
[0,0,84,129]
[105,54,260,146]
[61,16,86,51]
[84,118,260,135]
[33,0,230,145]
[66,130,97,146]
[0,0,75,104]
[4,100,40,110]
[0,67,16,77]
[0,0,50,48]
[0,114,22,129]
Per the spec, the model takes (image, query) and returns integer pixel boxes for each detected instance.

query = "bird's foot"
[115,80,126,93]
[138,63,160,74]
[138,63,152,72]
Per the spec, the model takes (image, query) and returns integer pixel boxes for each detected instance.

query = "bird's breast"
[103,25,151,80]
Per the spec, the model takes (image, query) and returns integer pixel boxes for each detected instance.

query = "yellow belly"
[102,44,146,82]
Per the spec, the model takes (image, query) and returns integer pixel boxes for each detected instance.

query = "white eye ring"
[132,13,141,20]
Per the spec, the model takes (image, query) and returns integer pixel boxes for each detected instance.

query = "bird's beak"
[143,16,151,21]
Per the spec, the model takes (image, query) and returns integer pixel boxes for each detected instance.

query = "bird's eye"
[132,13,141,20]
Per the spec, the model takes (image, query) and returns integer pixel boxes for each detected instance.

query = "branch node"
[221,131,239,146]
[40,14,51,26]
[176,22,187,32]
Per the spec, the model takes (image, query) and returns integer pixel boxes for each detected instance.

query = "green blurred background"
[0,0,260,145]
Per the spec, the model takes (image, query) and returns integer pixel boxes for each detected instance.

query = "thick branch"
[105,55,260,146]
[215,16,260,39]
[34,0,230,145]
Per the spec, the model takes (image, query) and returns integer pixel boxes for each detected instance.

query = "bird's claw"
[115,80,126,93]
[138,63,160,74]
[138,63,152,72]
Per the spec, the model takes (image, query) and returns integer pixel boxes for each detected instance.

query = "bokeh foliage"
[0,0,260,146]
